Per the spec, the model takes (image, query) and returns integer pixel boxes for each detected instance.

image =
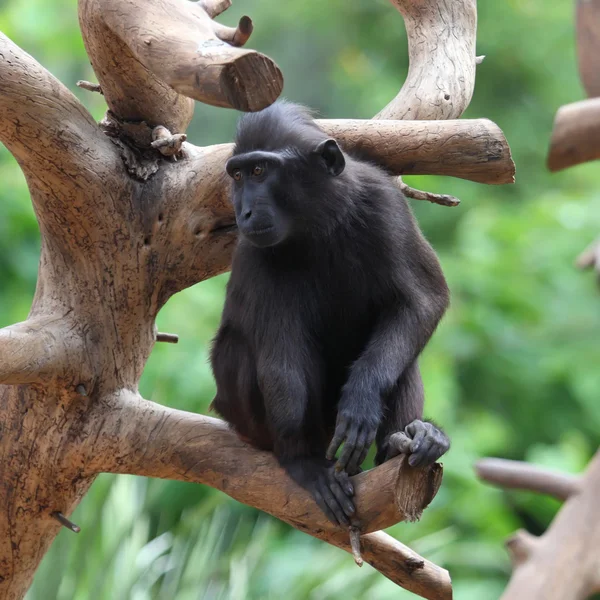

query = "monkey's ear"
[314,139,345,176]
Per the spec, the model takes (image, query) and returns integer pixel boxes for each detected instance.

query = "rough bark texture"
[0,0,516,597]
[477,453,600,600]
[376,0,478,120]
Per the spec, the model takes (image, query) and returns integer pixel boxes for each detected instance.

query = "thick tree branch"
[320,119,513,184]
[377,0,478,120]
[79,0,283,134]
[475,458,581,502]
[84,393,450,599]
[0,32,119,195]
[547,98,600,172]
[0,316,89,386]
[477,451,600,600]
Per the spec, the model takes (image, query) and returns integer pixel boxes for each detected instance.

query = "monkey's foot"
[386,420,449,468]
[285,458,356,526]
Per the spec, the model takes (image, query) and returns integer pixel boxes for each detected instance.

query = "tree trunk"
[0,0,514,597]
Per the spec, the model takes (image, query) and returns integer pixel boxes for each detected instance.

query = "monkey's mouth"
[210,222,238,236]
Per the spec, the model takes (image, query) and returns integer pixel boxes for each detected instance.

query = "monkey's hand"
[326,406,380,476]
[284,458,356,526]
[386,420,450,467]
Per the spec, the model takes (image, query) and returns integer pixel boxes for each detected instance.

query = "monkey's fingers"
[346,428,376,476]
[329,480,356,518]
[326,421,348,462]
[408,436,434,467]
[319,482,351,526]
[334,469,355,496]
[313,490,340,525]
[336,427,360,471]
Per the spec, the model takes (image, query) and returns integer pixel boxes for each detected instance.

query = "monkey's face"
[225,140,346,248]
[226,150,293,248]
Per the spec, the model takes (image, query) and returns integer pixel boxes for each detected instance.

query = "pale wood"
[547,98,600,172]
[475,458,581,501]
[377,0,478,120]
[79,0,283,133]
[477,451,600,600]
[0,0,516,596]
[82,395,451,598]
[576,0,600,98]
[321,119,514,184]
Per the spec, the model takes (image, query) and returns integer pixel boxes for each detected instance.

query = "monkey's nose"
[242,210,252,222]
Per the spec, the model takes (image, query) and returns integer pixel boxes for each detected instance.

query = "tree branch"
[0,316,88,386]
[547,98,600,172]
[79,0,283,134]
[317,118,513,184]
[0,32,119,195]
[377,0,478,120]
[477,451,600,600]
[85,393,450,600]
[475,458,581,501]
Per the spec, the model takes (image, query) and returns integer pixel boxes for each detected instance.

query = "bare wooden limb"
[320,119,515,184]
[76,80,103,94]
[0,32,119,190]
[475,458,581,501]
[79,0,283,134]
[156,332,179,344]
[576,0,600,98]
[329,532,452,600]
[476,451,600,600]
[505,530,539,569]
[151,126,187,158]
[0,317,88,386]
[199,0,231,19]
[93,398,442,535]
[547,98,600,172]
[51,513,81,534]
[84,393,448,599]
[377,0,478,120]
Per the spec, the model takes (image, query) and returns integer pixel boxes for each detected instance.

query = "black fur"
[211,101,450,526]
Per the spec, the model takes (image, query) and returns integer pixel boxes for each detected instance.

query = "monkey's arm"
[328,254,449,472]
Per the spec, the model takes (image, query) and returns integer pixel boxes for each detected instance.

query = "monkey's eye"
[252,165,264,177]
[232,169,242,181]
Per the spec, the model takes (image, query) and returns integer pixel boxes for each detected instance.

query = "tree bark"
[477,452,600,600]
[547,98,600,172]
[0,0,515,596]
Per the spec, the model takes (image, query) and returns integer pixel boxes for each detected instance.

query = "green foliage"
[1,0,599,597]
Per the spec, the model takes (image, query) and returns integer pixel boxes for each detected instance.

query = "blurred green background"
[1,0,599,598]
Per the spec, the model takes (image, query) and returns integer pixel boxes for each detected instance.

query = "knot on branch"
[151,126,187,160]
[100,112,188,180]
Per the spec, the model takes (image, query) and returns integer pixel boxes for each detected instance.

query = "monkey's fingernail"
[409,455,419,467]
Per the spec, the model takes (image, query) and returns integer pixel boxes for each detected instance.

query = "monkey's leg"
[375,362,449,468]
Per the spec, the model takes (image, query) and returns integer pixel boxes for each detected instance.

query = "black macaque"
[210,101,450,526]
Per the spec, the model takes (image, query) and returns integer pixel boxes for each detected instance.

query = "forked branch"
[79,0,283,133]
[477,451,600,600]
[0,32,118,196]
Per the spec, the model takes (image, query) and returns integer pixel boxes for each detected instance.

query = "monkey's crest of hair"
[233,100,326,156]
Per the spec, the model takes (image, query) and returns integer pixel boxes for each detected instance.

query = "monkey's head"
[225,101,346,248]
